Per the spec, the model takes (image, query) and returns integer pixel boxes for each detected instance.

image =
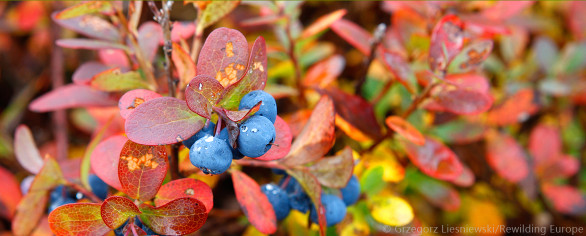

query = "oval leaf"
[29,84,117,112]
[380,49,416,92]
[197,27,248,87]
[91,68,151,92]
[308,147,354,188]
[138,22,163,62]
[91,135,127,191]
[409,170,461,211]
[14,125,44,174]
[542,184,586,215]
[435,88,492,115]
[101,196,141,229]
[0,166,22,220]
[118,89,163,120]
[385,116,425,145]
[55,1,113,19]
[185,75,224,119]
[56,38,128,51]
[139,198,208,235]
[52,13,119,41]
[196,1,240,32]
[403,137,463,181]
[49,203,111,236]
[331,18,372,56]
[257,116,292,161]
[487,89,538,126]
[72,61,110,85]
[118,140,168,201]
[370,195,414,226]
[449,39,494,73]
[302,55,345,88]
[125,97,206,145]
[428,15,464,72]
[529,124,561,168]
[99,49,130,68]
[231,170,277,234]
[301,9,347,39]
[155,178,213,213]
[485,131,529,183]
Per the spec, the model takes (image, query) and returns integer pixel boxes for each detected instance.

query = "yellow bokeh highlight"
[370,195,414,227]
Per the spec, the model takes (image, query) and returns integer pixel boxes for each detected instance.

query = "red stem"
[51,2,67,161]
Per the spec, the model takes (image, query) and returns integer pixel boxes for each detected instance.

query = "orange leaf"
[155,178,213,213]
[231,170,277,234]
[301,9,347,39]
[49,203,110,236]
[172,42,196,89]
[403,137,463,181]
[139,198,207,235]
[100,196,141,229]
[485,131,529,183]
[0,166,22,220]
[385,116,425,145]
[118,140,168,201]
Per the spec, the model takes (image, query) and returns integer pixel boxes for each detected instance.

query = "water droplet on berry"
[241,126,248,132]
[251,128,258,133]
[205,136,214,142]
[198,83,203,90]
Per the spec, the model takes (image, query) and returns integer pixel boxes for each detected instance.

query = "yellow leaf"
[358,146,405,182]
[370,195,413,226]
[464,198,504,236]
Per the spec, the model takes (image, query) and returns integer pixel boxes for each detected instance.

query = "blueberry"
[310,194,347,226]
[340,175,360,206]
[189,135,233,175]
[237,116,275,158]
[239,90,277,123]
[89,174,109,200]
[271,168,287,175]
[50,185,68,202]
[48,197,76,213]
[183,121,216,149]
[218,128,245,160]
[261,184,291,220]
[279,177,310,213]
[20,175,35,194]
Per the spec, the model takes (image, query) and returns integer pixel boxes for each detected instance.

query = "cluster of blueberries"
[20,174,108,213]
[261,172,361,226]
[185,90,277,175]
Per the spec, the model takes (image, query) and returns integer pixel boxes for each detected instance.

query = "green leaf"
[100,196,141,229]
[196,1,240,32]
[91,68,151,92]
[55,1,113,20]
[360,166,385,196]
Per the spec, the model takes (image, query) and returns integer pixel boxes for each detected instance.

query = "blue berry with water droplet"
[189,135,233,175]
[183,121,215,149]
[237,116,275,158]
[261,183,291,220]
[239,90,277,123]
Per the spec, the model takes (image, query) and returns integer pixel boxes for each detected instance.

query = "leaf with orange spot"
[320,87,383,141]
[52,13,120,41]
[331,18,372,56]
[403,137,463,181]
[29,84,117,112]
[386,116,425,145]
[428,15,464,72]
[285,169,326,236]
[435,88,493,115]
[55,1,113,20]
[48,203,110,236]
[197,28,248,88]
[301,9,347,39]
[118,89,162,120]
[13,158,66,236]
[218,36,268,110]
[196,1,240,32]
[448,40,494,73]
[257,116,292,161]
[485,131,529,183]
[0,166,22,220]
[408,169,461,211]
[125,97,206,145]
[529,124,561,168]
[14,125,44,174]
[231,170,276,234]
[155,178,214,213]
[100,196,141,229]
[487,89,539,126]
[185,75,224,119]
[118,140,168,202]
[172,42,196,88]
[139,198,208,235]
[302,55,345,88]
[379,49,416,93]
[308,147,354,188]
[542,184,586,215]
[281,96,335,166]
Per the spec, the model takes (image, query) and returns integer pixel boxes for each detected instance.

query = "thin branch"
[355,23,386,95]
[51,1,67,161]
[191,25,204,63]
[401,82,437,119]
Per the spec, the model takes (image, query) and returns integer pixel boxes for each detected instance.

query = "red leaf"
[320,87,383,141]
[155,178,213,213]
[257,116,292,161]
[379,49,416,92]
[529,124,561,168]
[172,42,196,89]
[185,75,224,119]
[14,125,44,174]
[222,102,261,122]
[445,73,490,94]
[29,84,118,112]
[90,135,128,191]
[281,96,335,166]
[138,22,163,62]
[485,131,529,183]
[49,203,111,236]
[118,89,163,120]
[72,61,110,85]
[392,9,428,48]
[481,1,534,21]
[487,89,538,126]
[542,184,586,215]
[125,97,206,145]
[171,21,195,42]
[450,40,494,73]
[308,147,354,188]
[403,137,463,181]
[569,1,586,40]
[98,49,130,68]
[540,155,580,181]
[302,55,345,88]
[385,116,425,146]
[118,140,168,201]
[139,198,208,235]
[56,38,128,51]
[100,196,141,229]
[231,170,277,234]
[451,165,475,187]
[435,88,493,115]
[428,15,464,72]
[197,27,248,88]
[51,13,120,41]
[217,36,268,110]
[286,169,326,235]
[301,9,347,39]
[331,18,372,56]
[410,170,461,211]
[0,166,22,220]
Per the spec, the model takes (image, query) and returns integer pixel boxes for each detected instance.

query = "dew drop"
[251,128,258,133]
[205,136,214,142]
[198,83,203,90]
[241,126,248,132]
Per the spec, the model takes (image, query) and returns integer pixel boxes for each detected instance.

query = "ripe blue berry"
[189,135,233,175]
[310,194,347,226]
[271,168,287,175]
[280,177,310,213]
[183,121,215,149]
[50,185,69,202]
[218,128,245,160]
[340,175,360,206]
[237,116,275,158]
[89,174,109,200]
[261,184,291,220]
[48,197,76,213]
[239,90,277,123]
